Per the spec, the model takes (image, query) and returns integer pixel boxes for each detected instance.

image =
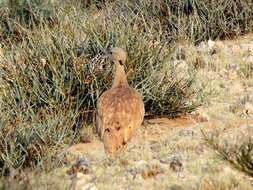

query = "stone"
[71,176,95,190]
[168,184,184,190]
[245,102,253,115]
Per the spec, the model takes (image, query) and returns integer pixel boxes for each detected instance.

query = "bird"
[96,47,145,154]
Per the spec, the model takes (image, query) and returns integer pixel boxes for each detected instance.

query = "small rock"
[116,177,127,184]
[71,177,95,190]
[82,183,98,190]
[168,184,184,190]
[240,43,253,54]
[40,58,47,67]
[135,160,148,170]
[68,158,90,177]
[208,40,215,50]
[230,64,239,72]
[134,173,143,180]
[198,42,208,53]
[178,172,186,179]
[245,102,253,115]
[155,173,167,179]
[126,169,138,179]
[77,158,90,167]
[0,46,5,62]
[214,41,225,50]
[169,157,183,172]
[219,69,229,78]
[150,143,161,151]
[159,159,170,165]
[194,112,209,122]
[178,129,196,138]
[227,44,240,55]
[198,40,216,54]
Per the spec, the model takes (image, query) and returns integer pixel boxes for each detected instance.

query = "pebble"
[71,176,95,190]
[177,172,186,179]
[155,173,167,179]
[81,183,98,190]
[150,143,161,151]
[168,184,184,190]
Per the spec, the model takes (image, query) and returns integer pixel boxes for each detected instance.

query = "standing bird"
[96,47,145,154]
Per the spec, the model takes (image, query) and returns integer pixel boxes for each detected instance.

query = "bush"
[202,130,253,176]
[0,0,57,43]
[128,0,253,43]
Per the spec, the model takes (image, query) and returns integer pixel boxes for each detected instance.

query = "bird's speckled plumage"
[96,47,145,154]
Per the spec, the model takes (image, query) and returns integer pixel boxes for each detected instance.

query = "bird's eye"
[116,126,121,131]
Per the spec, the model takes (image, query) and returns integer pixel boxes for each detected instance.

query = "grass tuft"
[202,130,253,176]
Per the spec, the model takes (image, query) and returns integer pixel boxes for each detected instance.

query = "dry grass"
[203,127,253,177]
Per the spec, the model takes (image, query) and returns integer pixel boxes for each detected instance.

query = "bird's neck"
[112,63,129,88]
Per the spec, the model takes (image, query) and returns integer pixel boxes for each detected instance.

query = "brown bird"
[96,47,145,154]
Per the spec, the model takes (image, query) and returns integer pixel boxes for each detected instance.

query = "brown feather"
[96,47,145,154]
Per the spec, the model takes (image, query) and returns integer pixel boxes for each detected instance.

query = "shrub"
[129,0,253,43]
[202,130,253,176]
